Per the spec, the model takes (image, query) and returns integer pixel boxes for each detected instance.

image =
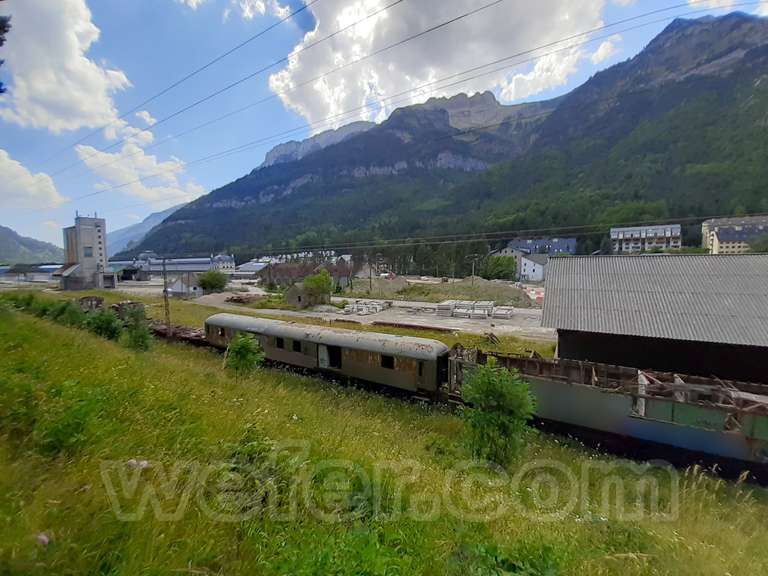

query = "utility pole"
[162,258,172,339]
[466,253,482,288]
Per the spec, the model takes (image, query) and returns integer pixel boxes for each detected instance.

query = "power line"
[33,0,322,171]
[36,0,758,213]
[47,0,736,180]
[246,212,768,255]
[47,0,412,178]
[57,0,717,183]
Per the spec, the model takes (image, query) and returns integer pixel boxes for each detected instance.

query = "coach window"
[276,337,284,349]
[218,327,225,338]
[381,355,395,369]
[292,339,302,353]
[418,361,423,377]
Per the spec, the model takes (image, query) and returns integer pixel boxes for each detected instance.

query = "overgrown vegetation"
[83,310,123,341]
[198,270,228,293]
[303,269,333,297]
[122,307,152,351]
[461,359,536,466]
[481,256,517,281]
[225,332,265,376]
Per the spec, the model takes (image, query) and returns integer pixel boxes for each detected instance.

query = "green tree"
[750,236,768,253]
[198,270,228,293]
[0,2,10,95]
[84,310,123,341]
[123,308,152,351]
[462,359,535,466]
[225,333,265,376]
[303,269,333,297]
[481,256,517,280]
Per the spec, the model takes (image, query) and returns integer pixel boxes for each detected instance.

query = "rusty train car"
[203,313,768,470]
[205,313,449,395]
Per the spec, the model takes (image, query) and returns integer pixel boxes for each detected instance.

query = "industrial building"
[610,224,682,253]
[55,215,117,290]
[109,252,236,279]
[497,237,577,257]
[542,254,768,383]
[702,216,768,254]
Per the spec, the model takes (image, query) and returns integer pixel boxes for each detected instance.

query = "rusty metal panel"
[645,399,674,422]
[673,404,727,431]
[744,414,768,442]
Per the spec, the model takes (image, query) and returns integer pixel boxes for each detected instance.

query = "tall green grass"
[1,311,767,574]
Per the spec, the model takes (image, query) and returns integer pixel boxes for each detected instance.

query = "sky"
[0,0,766,247]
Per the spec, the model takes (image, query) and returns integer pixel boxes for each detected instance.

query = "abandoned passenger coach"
[205,313,450,393]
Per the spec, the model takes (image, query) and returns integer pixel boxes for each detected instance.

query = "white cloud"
[0,149,68,210]
[687,0,768,16]
[176,0,209,9]
[268,0,607,130]
[591,34,622,65]
[224,0,290,21]
[0,0,130,134]
[135,110,157,127]
[75,141,205,208]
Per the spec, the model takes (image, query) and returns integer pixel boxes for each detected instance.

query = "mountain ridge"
[0,225,63,264]
[124,12,768,259]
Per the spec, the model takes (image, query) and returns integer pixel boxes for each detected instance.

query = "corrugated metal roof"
[542,255,768,347]
[205,314,450,360]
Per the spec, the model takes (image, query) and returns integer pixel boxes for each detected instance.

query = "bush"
[84,310,123,341]
[198,270,228,293]
[50,301,86,327]
[481,256,517,280]
[123,308,152,351]
[461,358,535,466]
[225,333,265,376]
[303,269,333,297]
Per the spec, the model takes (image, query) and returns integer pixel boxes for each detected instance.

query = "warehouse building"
[542,254,768,383]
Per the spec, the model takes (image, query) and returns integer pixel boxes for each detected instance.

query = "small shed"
[285,282,330,309]
[168,273,202,298]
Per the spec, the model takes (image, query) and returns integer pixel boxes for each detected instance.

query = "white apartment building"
[610,224,682,253]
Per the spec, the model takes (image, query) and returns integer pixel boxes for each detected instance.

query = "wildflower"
[36,533,50,547]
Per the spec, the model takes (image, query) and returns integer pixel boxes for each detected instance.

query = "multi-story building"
[498,237,577,257]
[55,215,115,290]
[610,224,682,253]
[702,216,768,254]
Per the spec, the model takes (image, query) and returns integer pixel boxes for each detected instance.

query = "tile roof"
[542,254,768,347]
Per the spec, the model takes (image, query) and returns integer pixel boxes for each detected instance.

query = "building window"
[292,340,302,353]
[84,246,93,257]
[276,337,284,349]
[381,355,395,369]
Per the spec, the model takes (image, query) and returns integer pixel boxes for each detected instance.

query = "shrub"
[52,301,86,327]
[225,333,265,376]
[198,270,228,293]
[481,256,517,281]
[123,308,152,351]
[303,269,333,297]
[461,358,535,466]
[84,310,123,341]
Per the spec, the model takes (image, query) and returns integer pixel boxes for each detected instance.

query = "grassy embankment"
[8,289,554,357]
[1,308,768,574]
